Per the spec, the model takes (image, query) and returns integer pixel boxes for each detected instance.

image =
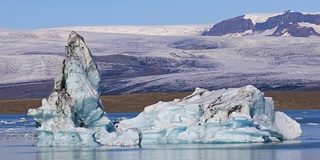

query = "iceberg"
[28,31,301,146]
[28,31,142,146]
[117,85,302,143]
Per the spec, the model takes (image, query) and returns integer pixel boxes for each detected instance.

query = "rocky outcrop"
[202,16,254,36]
[270,23,320,37]
[203,11,320,37]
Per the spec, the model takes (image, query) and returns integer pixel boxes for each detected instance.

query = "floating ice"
[28,31,301,146]
[306,123,319,126]
[28,31,142,146]
[0,120,13,125]
[118,85,302,143]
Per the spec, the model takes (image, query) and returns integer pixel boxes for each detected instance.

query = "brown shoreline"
[0,91,320,114]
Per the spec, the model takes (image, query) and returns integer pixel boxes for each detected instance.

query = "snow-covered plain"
[1,24,320,98]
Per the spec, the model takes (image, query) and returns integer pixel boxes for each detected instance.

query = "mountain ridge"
[202,11,320,37]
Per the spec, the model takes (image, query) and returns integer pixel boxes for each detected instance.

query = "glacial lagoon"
[1,111,320,160]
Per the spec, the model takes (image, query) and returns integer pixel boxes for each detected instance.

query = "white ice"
[306,123,319,126]
[118,85,302,143]
[243,12,283,25]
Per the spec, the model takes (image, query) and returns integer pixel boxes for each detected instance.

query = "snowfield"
[1,24,320,98]
[54,24,212,36]
[243,12,283,25]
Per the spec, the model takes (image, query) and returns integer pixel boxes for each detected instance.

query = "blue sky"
[2,0,320,29]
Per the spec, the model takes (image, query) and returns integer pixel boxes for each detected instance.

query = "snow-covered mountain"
[202,11,320,37]
[1,23,320,99]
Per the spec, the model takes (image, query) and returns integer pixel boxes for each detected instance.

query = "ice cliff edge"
[28,31,142,146]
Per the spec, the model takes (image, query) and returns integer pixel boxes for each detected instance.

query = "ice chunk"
[306,123,319,126]
[118,85,302,143]
[274,111,302,139]
[28,31,141,146]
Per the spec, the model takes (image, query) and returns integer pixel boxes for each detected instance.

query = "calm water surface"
[0,111,319,160]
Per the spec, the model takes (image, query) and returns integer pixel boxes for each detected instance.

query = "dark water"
[0,111,320,160]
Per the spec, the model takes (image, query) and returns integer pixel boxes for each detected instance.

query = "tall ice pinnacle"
[28,31,142,146]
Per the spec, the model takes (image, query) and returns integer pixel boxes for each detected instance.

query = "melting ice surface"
[27,31,301,146]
